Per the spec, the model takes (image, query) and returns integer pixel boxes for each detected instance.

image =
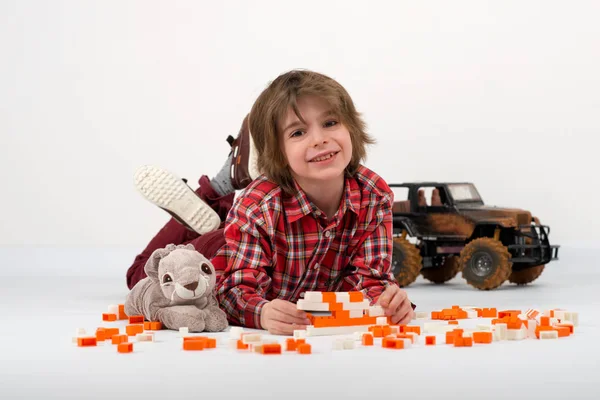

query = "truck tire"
[421,256,462,284]
[391,237,422,287]
[459,237,512,290]
[509,265,545,285]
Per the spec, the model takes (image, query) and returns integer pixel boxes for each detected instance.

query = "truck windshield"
[447,184,482,202]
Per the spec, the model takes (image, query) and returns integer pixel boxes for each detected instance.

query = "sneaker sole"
[134,165,221,235]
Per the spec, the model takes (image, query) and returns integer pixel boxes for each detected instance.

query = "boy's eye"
[290,130,304,138]
[324,120,338,128]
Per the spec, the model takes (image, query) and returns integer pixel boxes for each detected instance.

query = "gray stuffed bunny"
[125,243,228,332]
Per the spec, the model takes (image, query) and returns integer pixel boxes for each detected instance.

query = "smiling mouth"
[309,151,340,162]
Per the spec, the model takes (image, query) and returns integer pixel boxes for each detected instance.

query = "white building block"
[376,317,388,326]
[342,300,371,311]
[293,330,307,339]
[527,319,538,339]
[493,323,507,341]
[506,328,527,341]
[297,299,329,311]
[343,338,356,349]
[368,305,385,317]
[307,325,370,337]
[76,328,86,336]
[229,327,243,339]
[565,312,579,326]
[540,330,559,339]
[415,311,429,319]
[136,333,154,342]
[304,291,323,302]
[476,324,492,331]
[179,327,189,336]
[335,292,350,302]
[405,332,419,344]
[228,339,239,349]
[333,339,344,350]
[107,304,119,315]
[466,310,478,319]
[349,309,364,318]
[241,333,262,344]
[390,325,400,334]
[424,323,454,334]
[553,310,567,321]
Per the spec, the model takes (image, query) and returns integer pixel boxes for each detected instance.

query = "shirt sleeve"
[340,192,398,304]
[215,197,273,329]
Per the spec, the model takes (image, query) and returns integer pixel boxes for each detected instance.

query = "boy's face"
[279,95,352,190]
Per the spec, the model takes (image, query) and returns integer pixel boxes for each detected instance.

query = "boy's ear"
[144,245,176,282]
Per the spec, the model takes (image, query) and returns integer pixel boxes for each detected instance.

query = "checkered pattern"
[212,165,397,328]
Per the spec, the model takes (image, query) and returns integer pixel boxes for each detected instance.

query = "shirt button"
[313,263,319,270]
[324,230,331,238]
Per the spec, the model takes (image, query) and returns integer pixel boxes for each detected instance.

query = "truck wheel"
[509,265,545,285]
[421,256,462,284]
[459,238,512,290]
[391,237,422,287]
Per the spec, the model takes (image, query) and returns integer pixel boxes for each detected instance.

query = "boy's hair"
[249,69,375,195]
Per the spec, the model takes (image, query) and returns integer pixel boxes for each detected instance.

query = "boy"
[128,70,415,335]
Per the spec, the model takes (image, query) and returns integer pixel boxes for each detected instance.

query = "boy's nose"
[311,127,328,146]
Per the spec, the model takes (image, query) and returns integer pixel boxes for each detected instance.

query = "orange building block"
[555,326,570,338]
[285,338,297,351]
[261,344,282,354]
[126,324,144,336]
[143,321,162,330]
[183,338,206,351]
[498,310,521,318]
[425,336,436,345]
[446,331,455,344]
[144,322,151,330]
[405,326,421,335]
[118,342,133,353]
[453,336,464,347]
[473,331,493,344]
[382,325,392,336]
[236,340,248,350]
[102,313,117,322]
[448,321,459,325]
[362,333,374,346]
[77,337,97,347]
[535,326,555,338]
[349,291,363,302]
[382,337,404,349]
[369,326,384,337]
[555,323,574,334]
[128,315,144,324]
[431,311,441,320]
[96,328,106,341]
[118,304,128,320]
[103,328,119,339]
[297,343,312,354]
[322,292,336,303]
[463,337,473,347]
[540,316,550,326]
[112,334,128,345]
[482,308,497,318]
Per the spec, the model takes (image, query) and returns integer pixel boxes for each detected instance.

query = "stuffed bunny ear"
[144,246,173,282]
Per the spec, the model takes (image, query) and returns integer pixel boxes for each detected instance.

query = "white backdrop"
[2,0,598,250]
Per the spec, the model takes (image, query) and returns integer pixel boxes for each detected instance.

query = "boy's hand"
[260,299,311,335]
[376,286,415,325]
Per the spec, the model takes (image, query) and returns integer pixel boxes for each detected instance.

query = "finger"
[390,298,411,324]
[395,307,414,325]
[376,287,394,307]
[269,306,311,325]
[386,291,407,316]
[276,300,311,322]
[267,320,304,336]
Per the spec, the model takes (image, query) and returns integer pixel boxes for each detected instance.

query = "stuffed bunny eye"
[162,274,173,284]
[201,263,212,275]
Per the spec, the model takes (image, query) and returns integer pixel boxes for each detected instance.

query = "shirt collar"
[283,175,361,224]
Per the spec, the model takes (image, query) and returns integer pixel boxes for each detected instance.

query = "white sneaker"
[134,165,221,235]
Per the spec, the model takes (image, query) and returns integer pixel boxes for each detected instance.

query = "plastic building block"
[306,325,370,336]
[126,324,144,336]
[179,327,189,336]
[493,323,507,341]
[102,313,117,322]
[103,328,119,339]
[506,328,527,341]
[482,308,497,318]
[118,342,133,353]
[285,338,297,351]
[241,333,262,345]
[540,330,559,339]
[405,326,421,335]
[540,316,550,326]
[128,315,144,324]
[472,331,493,344]
[343,338,356,349]
[463,337,473,347]
[260,344,282,355]
[448,321,459,325]
[382,337,405,349]
[236,340,249,350]
[96,328,107,341]
[425,336,436,345]
[183,337,206,350]
[362,333,374,346]
[112,334,128,345]
[368,306,385,317]
[77,337,97,347]
[293,330,307,339]
[136,333,154,342]
[555,323,574,334]
[118,304,128,320]
[415,311,429,319]
[229,327,244,339]
[303,291,323,302]
[375,317,388,326]
[297,343,311,354]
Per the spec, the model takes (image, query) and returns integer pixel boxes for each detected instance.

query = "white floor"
[1,246,599,400]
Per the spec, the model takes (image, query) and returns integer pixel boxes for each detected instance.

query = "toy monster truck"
[389,182,559,290]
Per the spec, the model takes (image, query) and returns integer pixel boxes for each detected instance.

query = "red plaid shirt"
[212,165,398,328]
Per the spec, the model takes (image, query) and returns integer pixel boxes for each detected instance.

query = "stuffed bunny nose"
[184,281,199,292]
